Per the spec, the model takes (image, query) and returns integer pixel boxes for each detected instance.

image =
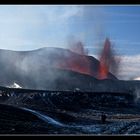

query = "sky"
[0,5,140,80]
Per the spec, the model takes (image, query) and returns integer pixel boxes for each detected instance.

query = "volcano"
[0,47,117,90]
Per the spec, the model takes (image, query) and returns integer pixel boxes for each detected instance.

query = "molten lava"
[54,41,92,76]
[54,38,117,80]
[56,51,92,76]
[99,38,112,79]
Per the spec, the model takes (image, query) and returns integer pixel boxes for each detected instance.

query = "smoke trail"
[133,88,140,104]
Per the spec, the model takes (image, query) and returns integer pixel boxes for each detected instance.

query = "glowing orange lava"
[54,38,117,80]
[99,38,111,79]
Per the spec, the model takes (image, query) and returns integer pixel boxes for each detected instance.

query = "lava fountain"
[99,38,118,79]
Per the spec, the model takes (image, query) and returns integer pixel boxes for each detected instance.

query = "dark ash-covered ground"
[0,87,140,135]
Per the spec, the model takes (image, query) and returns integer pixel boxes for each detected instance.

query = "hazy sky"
[0,5,140,80]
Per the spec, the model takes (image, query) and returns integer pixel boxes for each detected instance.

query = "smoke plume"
[67,35,88,55]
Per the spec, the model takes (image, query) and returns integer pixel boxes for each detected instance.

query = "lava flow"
[57,41,92,76]
[55,38,117,80]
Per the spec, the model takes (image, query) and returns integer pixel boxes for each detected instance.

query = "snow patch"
[7,82,22,88]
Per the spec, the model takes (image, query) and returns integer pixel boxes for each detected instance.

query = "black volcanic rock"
[0,103,83,134]
[0,104,54,134]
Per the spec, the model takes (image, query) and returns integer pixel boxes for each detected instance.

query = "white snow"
[7,82,22,88]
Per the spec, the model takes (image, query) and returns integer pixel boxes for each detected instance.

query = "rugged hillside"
[0,47,117,90]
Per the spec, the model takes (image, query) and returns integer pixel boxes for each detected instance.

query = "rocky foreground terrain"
[0,87,140,135]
